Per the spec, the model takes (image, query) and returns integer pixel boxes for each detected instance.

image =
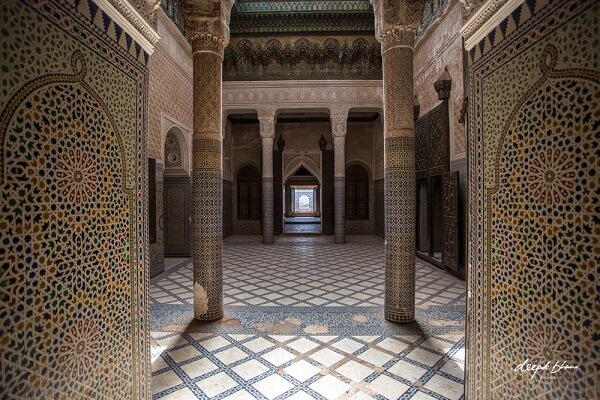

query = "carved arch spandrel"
[283,155,321,184]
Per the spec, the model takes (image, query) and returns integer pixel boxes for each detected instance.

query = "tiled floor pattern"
[151,235,465,399]
[151,332,465,400]
[151,236,465,309]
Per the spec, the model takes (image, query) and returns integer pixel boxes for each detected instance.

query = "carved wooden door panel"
[164,176,191,257]
[442,171,459,272]
[415,115,429,180]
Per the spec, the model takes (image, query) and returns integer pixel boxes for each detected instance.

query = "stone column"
[185,1,232,321]
[331,110,348,244]
[371,0,421,323]
[258,109,276,244]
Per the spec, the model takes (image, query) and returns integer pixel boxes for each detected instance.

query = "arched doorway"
[284,165,321,233]
[236,165,262,221]
[345,164,369,221]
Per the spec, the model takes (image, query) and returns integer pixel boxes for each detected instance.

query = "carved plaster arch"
[163,125,190,174]
[345,159,373,181]
[283,155,321,184]
[233,161,261,183]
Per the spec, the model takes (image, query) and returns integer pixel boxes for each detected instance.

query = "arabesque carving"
[371,0,422,44]
[184,0,233,54]
[223,38,382,80]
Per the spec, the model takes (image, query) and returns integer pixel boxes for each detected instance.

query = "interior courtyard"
[0,0,597,399]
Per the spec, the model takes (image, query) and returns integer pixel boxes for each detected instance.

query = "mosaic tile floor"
[151,235,466,400]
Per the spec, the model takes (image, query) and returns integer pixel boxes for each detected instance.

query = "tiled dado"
[151,332,465,400]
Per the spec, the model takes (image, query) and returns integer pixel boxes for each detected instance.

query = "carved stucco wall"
[414,0,465,161]
[147,9,192,277]
[148,8,192,162]
[231,124,262,178]
[0,0,150,397]
[346,122,374,171]
[278,122,332,152]
[466,0,599,398]
[223,80,383,112]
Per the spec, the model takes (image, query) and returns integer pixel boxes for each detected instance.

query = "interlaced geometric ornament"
[486,44,599,399]
[192,139,223,321]
[164,131,183,169]
[0,50,137,398]
[384,137,416,323]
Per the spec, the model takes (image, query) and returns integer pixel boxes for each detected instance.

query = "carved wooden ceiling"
[162,0,450,80]
[229,0,375,35]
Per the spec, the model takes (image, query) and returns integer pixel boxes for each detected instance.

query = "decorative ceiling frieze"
[230,12,375,34]
[234,0,373,13]
[230,0,375,34]
[223,37,382,80]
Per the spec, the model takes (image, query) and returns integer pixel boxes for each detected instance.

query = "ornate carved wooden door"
[164,176,191,257]
[442,171,459,273]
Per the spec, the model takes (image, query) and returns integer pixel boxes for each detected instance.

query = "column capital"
[258,108,276,139]
[184,0,233,56]
[256,107,277,119]
[380,27,416,52]
[259,118,275,140]
[370,0,421,49]
[329,106,349,119]
[331,117,347,139]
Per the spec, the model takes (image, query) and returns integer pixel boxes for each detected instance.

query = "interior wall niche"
[164,126,188,174]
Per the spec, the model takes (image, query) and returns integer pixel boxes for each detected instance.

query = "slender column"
[371,0,420,323]
[331,112,348,244]
[258,109,276,244]
[185,2,232,321]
